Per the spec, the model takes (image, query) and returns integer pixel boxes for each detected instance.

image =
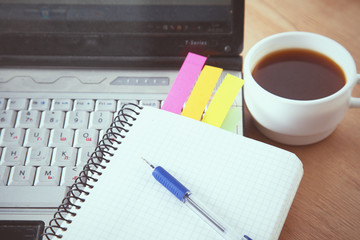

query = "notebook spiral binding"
[42,103,143,239]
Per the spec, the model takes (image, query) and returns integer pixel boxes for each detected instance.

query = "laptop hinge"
[0,55,242,71]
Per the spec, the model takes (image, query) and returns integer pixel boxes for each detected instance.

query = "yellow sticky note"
[220,107,242,132]
[181,65,223,120]
[202,74,244,128]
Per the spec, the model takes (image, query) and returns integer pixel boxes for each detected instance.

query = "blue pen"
[142,157,252,240]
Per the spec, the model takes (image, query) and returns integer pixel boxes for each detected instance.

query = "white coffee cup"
[244,31,360,145]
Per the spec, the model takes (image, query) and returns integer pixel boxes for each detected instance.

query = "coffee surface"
[252,49,346,100]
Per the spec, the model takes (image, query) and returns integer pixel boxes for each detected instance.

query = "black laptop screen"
[0,0,232,34]
[0,0,244,65]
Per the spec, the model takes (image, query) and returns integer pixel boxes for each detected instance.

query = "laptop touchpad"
[0,221,44,240]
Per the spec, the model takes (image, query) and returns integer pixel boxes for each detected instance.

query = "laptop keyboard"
[0,97,162,208]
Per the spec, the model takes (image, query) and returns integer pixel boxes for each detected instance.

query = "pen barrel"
[152,166,190,201]
[152,165,252,240]
[184,194,252,240]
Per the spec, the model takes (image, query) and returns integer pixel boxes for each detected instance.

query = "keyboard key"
[77,147,97,167]
[49,129,74,147]
[23,128,50,147]
[51,99,73,111]
[15,110,41,128]
[52,147,77,166]
[74,129,99,147]
[89,111,113,130]
[117,100,138,112]
[8,166,36,186]
[7,98,28,110]
[0,128,25,146]
[73,99,94,111]
[0,186,67,207]
[0,110,16,128]
[139,100,160,108]
[29,99,50,111]
[0,99,6,110]
[34,166,61,186]
[98,129,119,148]
[95,99,116,112]
[40,111,65,129]
[64,111,89,129]
[0,166,10,185]
[61,166,82,186]
[0,147,27,166]
[26,147,52,166]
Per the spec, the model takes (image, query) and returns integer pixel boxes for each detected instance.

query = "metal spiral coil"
[42,103,143,239]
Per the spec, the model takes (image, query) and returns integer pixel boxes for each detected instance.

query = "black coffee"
[252,49,346,100]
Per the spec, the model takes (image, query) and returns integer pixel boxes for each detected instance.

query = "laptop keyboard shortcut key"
[52,99,72,111]
[73,99,94,111]
[7,98,28,111]
[29,98,51,111]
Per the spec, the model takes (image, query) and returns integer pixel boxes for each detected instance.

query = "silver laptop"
[0,0,245,238]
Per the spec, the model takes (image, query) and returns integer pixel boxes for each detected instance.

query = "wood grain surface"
[243,0,360,239]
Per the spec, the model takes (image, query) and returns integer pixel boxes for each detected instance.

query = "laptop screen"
[0,0,244,65]
[1,0,231,34]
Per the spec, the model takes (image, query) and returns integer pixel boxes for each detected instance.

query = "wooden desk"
[243,0,360,239]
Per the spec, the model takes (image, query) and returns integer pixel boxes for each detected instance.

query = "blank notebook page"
[58,106,303,240]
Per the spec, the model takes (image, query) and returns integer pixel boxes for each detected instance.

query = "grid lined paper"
[56,106,303,240]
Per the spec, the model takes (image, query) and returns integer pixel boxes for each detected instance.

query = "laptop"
[0,0,245,239]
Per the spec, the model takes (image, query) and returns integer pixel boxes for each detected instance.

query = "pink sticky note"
[161,52,207,114]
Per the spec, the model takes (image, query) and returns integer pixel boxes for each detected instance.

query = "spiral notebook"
[44,104,303,240]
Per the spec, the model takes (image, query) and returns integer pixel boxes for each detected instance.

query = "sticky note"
[202,74,244,128]
[181,65,223,120]
[220,107,242,132]
[161,52,207,114]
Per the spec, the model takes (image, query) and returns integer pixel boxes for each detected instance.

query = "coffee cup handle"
[350,74,360,108]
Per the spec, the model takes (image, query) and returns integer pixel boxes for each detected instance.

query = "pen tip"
[141,157,155,169]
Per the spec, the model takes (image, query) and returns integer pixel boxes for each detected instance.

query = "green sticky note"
[220,107,242,132]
